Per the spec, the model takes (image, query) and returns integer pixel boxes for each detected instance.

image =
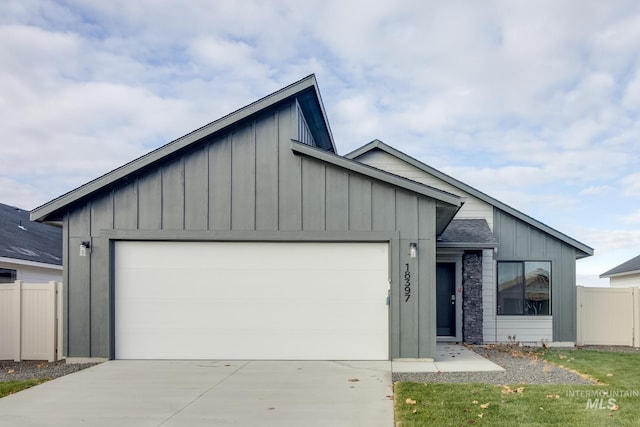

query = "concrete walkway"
[0,360,393,427]
[392,343,505,373]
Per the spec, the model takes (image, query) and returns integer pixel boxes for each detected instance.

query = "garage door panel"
[115,241,389,360]
[120,298,381,333]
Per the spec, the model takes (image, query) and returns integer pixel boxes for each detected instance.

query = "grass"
[0,379,49,398]
[395,348,640,426]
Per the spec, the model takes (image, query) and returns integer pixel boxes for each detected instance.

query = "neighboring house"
[31,75,592,361]
[600,254,640,287]
[0,202,62,283]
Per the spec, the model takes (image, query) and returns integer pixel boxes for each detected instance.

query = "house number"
[404,263,411,302]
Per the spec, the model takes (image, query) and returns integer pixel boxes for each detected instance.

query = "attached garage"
[115,241,390,360]
[31,76,462,361]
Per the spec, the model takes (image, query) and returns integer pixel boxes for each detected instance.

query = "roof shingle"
[0,203,62,266]
[438,219,498,248]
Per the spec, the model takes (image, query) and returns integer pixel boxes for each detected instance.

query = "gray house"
[32,75,592,361]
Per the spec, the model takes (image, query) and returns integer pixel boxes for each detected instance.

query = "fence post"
[13,280,22,362]
[631,288,640,347]
[56,281,63,360]
[576,286,583,346]
[45,281,56,362]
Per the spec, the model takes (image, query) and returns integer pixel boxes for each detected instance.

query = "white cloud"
[580,185,611,196]
[622,68,640,109]
[0,177,50,211]
[622,173,640,197]
[188,37,273,81]
[577,227,640,253]
[619,210,640,224]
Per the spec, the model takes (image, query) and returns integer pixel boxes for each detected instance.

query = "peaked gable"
[32,75,335,223]
[291,141,461,234]
[347,143,494,230]
[347,140,593,258]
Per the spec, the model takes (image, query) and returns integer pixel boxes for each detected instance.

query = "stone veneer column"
[462,251,483,344]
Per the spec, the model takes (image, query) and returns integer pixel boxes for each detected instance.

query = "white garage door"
[115,241,389,360]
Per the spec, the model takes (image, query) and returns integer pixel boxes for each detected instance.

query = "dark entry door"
[436,262,456,336]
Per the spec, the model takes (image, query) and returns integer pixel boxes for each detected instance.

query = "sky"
[1,0,639,286]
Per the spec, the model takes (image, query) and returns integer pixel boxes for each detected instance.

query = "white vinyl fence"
[576,286,640,348]
[0,281,63,361]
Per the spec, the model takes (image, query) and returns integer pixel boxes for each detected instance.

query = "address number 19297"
[404,263,411,302]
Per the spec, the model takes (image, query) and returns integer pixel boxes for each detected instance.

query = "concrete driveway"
[0,360,393,427]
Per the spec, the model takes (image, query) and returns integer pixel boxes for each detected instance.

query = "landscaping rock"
[393,345,598,385]
[0,360,97,382]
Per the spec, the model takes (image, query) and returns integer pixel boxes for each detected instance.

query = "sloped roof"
[32,76,462,232]
[346,140,593,258]
[291,141,461,235]
[32,75,335,223]
[438,219,498,249]
[600,254,640,278]
[0,202,62,266]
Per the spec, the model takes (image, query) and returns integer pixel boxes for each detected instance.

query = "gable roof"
[0,202,62,267]
[32,75,335,223]
[600,254,640,278]
[291,141,461,235]
[346,139,593,258]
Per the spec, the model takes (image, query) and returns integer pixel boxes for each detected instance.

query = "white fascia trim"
[0,257,63,270]
[601,270,640,279]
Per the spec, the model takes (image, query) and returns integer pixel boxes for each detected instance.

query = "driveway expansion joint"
[157,361,249,426]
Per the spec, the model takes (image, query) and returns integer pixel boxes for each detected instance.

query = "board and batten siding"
[493,209,579,343]
[63,99,439,359]
[355,150,494,230]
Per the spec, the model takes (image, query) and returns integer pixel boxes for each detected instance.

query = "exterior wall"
[63,100,439,359]
[0,260,62,283]
[609,273,640,288]
[494,318,553,343]
[356,150,494,230]
[356,150,580,344]
[493,209,579,342]
[462,251,483,344]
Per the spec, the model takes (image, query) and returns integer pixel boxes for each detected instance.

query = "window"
[0,268,17,283]
[497,261,551,315]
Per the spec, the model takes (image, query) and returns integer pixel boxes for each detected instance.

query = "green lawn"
[395,349,640,426]
[0,379,49,398]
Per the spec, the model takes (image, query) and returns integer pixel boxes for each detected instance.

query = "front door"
[436,262,456,336]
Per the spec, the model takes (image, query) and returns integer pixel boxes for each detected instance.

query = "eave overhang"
[290,141,461,235]
[347,140,594,258]
[32,75,335,223]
